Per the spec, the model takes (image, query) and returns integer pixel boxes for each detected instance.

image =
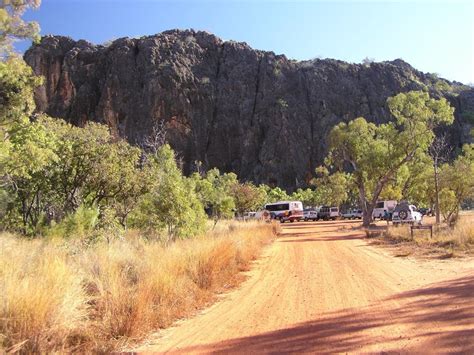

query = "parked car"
[303,209,318,221]
[392,202,422,225]
[341,209,363,219]
[318,206,339,220]
[242,211,257,220]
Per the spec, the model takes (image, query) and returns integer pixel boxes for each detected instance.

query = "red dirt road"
[137,220,474,353]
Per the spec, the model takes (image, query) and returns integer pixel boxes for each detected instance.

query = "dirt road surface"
[137,220,474,353]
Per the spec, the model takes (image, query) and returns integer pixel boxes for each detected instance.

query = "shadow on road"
[177,274,474,353]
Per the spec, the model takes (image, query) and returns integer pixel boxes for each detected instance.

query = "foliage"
[438,144,474,224]
[191,168,237,222]
[46,204,99,239]
[0,57,41,127]
[326,91,454,225]
[311,167,351,206]
[289,188,318,207]
[262,185,289,203]
[0,58,43,189]
[230,182,267,215]
[0,0,41,57]
[129,145,206,240]
[399,152,434,206]
[2,116,145,235]
[434,80,452,93]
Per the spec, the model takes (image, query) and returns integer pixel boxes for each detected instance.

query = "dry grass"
[0,221,278,353]
[379,214,474,258]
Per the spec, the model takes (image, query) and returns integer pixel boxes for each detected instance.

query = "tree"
[191,168,236,226]
[231,182,267,215]
[2,116,58,233]
[0,0,42,170]
[2,116,146,234]
[0,0,44,231]
[311,167,351,207]
[263,186,289,203]
[438,144,474,224]
[397,152,433,207]
[0,0,41,57]
[129,145,206,240]
[0,56,43,190]
[429,134,452,224]
[327,91,454,226]
[289,188,318,207]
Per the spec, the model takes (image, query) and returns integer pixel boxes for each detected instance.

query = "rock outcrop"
[24,30,473,190]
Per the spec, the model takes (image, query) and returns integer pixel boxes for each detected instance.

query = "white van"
[372,200,397,219]
[265,201,304,223]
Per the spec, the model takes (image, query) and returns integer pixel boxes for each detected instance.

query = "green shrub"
[46,205,99,239]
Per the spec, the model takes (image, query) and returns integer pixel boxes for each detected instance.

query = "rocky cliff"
[24,29,474,189]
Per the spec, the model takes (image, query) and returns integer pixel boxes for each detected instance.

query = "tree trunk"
[362,204,375,227]
[358,186,374,227]
[434,160,441,225]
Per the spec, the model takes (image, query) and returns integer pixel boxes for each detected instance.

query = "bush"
[46,205,99,239]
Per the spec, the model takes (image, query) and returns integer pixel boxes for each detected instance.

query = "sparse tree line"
[0,104,281,239]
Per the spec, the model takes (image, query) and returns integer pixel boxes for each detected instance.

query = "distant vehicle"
[242,211,259,220]
[318,206,339,220]
[243,211,256,219]
[303,209,318,221]
[392,203,422,225]
[265,201,304,223]
[372,200,397,219]
[341,209,363,219]
[329,207,340,220]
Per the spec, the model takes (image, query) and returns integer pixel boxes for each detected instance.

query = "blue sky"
[20,0,473,84]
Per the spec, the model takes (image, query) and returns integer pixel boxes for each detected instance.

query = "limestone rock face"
[24,30,473,190]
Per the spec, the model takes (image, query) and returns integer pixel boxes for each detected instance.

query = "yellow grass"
[0,221,278,353]
[382,214,474,255]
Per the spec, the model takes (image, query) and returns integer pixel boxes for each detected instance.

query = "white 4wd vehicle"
[392,203,422,225]
[303,209,318,221]
[341,209,362,219]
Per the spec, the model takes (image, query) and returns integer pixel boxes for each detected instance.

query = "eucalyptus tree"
[327,91,454,226]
